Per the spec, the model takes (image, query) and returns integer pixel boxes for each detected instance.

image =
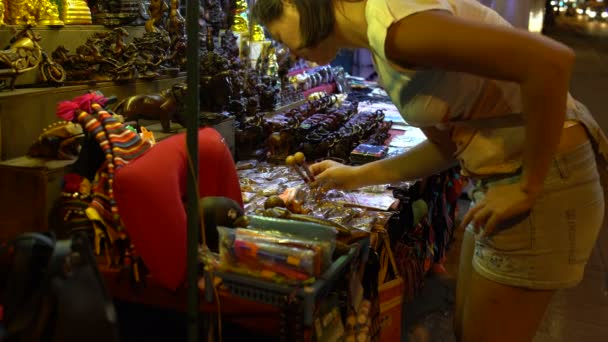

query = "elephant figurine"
[113,83,187,132]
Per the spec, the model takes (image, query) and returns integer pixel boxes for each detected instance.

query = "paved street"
[546,14,608,131]
[553,14,608,38]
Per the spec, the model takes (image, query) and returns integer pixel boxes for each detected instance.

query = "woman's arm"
[353,127,458,186]
[310,127,457,189]
[384,11,574,197]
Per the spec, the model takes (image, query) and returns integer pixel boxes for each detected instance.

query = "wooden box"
[0,157,72,241]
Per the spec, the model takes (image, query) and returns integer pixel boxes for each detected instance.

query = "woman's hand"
[460,182,538,237]
[309,160,361,191]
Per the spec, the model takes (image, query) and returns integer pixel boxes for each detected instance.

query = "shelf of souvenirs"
[0,25,143,31]
[0,73,186,99]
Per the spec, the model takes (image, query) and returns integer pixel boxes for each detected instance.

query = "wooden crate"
[0,157,72,241]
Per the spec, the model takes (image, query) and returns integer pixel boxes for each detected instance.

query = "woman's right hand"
[309,160,362,191]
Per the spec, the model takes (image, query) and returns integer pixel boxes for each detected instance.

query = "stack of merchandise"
[217,225,335,284]
[350,144,388,165]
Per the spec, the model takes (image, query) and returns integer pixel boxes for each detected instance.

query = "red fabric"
[114,127,242,290]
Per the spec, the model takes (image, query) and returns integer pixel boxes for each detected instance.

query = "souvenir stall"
[0,0,465,341]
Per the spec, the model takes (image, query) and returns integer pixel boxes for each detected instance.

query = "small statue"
[167,0,185,36]
[251,24,266,42]
[5,0,37,25]
[0,1,6,26]
[28,121,84,159]
[235,0,247,13]
[0,1,5,26]
[229,99,245,121]
[205,24,215,51]
[112,83,187,132]
[204,0,225,36]
[229,0,247,32]
[267,130,293,161]
[220,30,239,60]
[231,15,248,33]
[245,97,258,117]
[132,0,151,25]
[36,0,64,26]
[267,48,279,77]
[166,0,186,68]
[199,71,233,112]
[62,0,93,24]
[145,0,168,32]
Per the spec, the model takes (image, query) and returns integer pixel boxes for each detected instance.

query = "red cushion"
[114,127,242,290]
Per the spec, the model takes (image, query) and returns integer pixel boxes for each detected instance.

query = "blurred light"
[588,10,597,18]
[602,11,608,18]
[550,0,557,4]
[528,7,544,32]
[577,8,584,14]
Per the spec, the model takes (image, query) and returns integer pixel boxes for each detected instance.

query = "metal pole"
[185,0,201,341]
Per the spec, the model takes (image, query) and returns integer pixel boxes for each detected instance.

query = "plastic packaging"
[218,225,336,283]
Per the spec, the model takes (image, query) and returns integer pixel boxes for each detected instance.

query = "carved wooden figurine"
[112,83,187,132]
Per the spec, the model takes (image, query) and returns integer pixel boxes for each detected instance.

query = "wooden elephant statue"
[113,83,187,133]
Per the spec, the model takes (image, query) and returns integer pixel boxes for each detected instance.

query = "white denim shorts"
[467,141,605,290]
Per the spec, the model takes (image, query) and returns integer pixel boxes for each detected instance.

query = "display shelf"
[0,115,236,240]
[0,73,186,98]
[0,76,186,160]
[0,25,148,87]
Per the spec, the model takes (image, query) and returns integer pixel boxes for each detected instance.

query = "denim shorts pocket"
[480,212,534,252]
[565,195,604,265]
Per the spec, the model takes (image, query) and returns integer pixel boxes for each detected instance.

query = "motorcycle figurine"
[0,26,66,90]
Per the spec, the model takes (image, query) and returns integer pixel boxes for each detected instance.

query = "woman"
[252,0,607,341]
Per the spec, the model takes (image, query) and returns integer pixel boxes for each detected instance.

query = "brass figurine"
[36,0,64,26]
[167,0,185,36]
[62,0,93,24]
[0,1,5,26]
[145,0,169,32]
[132,0,151,25]
[5,0,37,25]
[231,15,248,33]
[251,24,266,41]
[167,0,186,69]
[0,27,66,89]
[231,0,249,33]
